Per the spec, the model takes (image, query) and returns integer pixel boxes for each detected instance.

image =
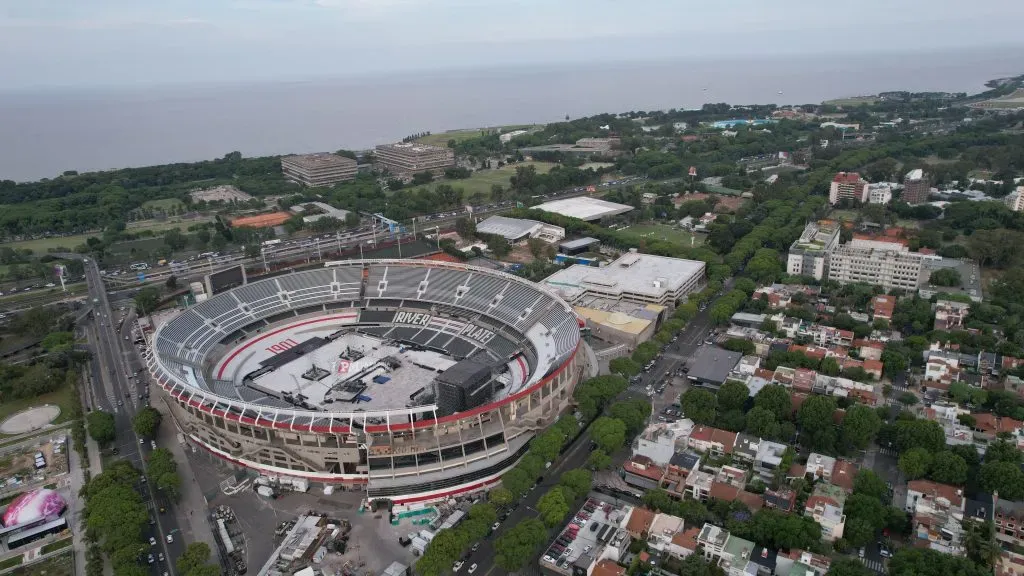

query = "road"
[83,257,185,575]
[463,279,728,576]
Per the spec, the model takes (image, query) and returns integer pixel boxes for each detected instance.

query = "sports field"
[0,234,93,254]
[617,223,703,247]
[823,96,879,106]
[141,198,186,211]
[413,161,557,197]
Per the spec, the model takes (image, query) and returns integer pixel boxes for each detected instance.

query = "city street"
[83,258,185,575]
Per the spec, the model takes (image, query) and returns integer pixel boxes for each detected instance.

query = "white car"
[149,537,156,546]
[453,561,464,572]
[467,564,478,574]
[166,534,174,543]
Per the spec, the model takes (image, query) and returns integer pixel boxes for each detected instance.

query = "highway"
[83,257,185,575]
[462,280,729,576]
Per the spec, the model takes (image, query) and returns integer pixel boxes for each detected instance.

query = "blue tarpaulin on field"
[373,375,391,384]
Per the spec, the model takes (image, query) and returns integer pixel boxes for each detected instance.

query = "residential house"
[872,295,896,320]
[831,460,858,493]
[687,426,738,456]
[664,452,702,497]
[792,368,818,394]
[763,488,798,513]
[854,339,885,361]
[625,507,657,540]
[592,560,627,576]
[805,453,837,482]
[994,499,1024,550]
[633,419,696,466]
[697,523,730,562]
[647,513,686,554]
[935,300,971,331]
[997,551,1024,576]
[805,495,846,541]
[623,455,666,490]
[754,439,788,482]
[749,547,778,576]
[716,466,748,488]
[906,480,967,556]
[718,534,758,576]
[685,470,715,502]
[668,527,701,560]
[776,550,832,576]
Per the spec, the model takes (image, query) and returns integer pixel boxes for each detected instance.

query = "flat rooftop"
[532,197,633,221]
[919,257,983,301]
[543,252,705,301]
[475,215,541,240]
[281,153,356,169]
[687,346,743,385]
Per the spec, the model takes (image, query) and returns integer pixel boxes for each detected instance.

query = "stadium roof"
[532,197,633,221]
[560,237,600,250]
[475,216,542,241]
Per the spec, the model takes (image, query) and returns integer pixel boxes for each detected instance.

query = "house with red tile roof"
[872,295,896,320]
[625,507,656,539]
[862,359,883,379]
[831,460,858,493]
[592,560,627,576]
[669,527,701,560]
[792,368,817,393]
[687,426,737,456]
[854,339,885,361]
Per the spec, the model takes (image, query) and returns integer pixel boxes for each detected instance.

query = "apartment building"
[374,142,455,179]
[805,495,846,541]
[646,513,686,554]
[786,221,841,280]
[828,172,870,205]
[868,183,893,205]
[1005,187,1024,212]
[280,153,358,187]
[687,426,737,456]
[906,480,966,556]
[934,299,971,330]
[903,169,931,205]
[632,420,695,466]
[994,499,1024,550]
[828,240,936,292]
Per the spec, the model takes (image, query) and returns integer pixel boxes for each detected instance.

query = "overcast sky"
[3,0,1024,90]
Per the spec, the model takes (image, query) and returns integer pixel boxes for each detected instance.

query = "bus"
[129,262,149,271]
[262,239,282,247]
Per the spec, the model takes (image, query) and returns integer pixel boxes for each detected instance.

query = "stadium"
[147,259,591,505]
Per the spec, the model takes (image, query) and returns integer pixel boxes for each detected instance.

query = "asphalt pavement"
[83,258,185,576]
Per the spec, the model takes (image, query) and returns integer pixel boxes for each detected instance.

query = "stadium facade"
[147,259,589,505]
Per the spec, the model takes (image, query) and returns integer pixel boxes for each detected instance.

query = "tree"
[165,275,178,290]
[928,451,968,485]
[798,395,837,436]
[827,559,875,576]
[678,554,725,576]
[819,357,841,376]
[979,460,1024,500]
[494,518,546,571]
[840,405,882,451]
[527,238,547,259]
[897,391,918,406]
[681,388,717,425]
[176,542,216,575]
[454,217,476,239]
[489,487,514,506]
[898,447,932,479]
[609,356,640,376]
[87,411,116,444]
[843,493,887,547]
[928,268,961,287]
[984,439,1022,464]
[745,407,781,439]
[721,338,755,355]
[963,520,1000,570]
[894,419,945,452]
[852,470,888,501]
[134,286,161,315]
[537,487,571,527]
[590,417,627,453]
[754,385,791,420]
[132,406,162,438]
[717,380,749,412]
[559,469,592,500]
[586,449,612,470]
[888,547,991,576]
[609,399,652,436]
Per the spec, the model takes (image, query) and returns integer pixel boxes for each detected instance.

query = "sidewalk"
[154,395,220,559]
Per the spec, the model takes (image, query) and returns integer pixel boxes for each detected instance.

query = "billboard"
[206,265,246,295]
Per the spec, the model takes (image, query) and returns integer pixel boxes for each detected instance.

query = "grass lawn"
[10,551,72,576]
[416,125,535,147]
[0,555,22,570]
[823,96,879,106]
[40,538,72,555]
[125,216,210,234]
[0,234,94,254]
[0,384,77,437]
[828,209,859,223]
[141,198,185,212]
[617,223,703,247]
[0,283,87,306]
[411,161,557,197]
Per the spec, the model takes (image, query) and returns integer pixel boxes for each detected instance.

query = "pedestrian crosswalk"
[878,446,898,457]
[861,558,885,573]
